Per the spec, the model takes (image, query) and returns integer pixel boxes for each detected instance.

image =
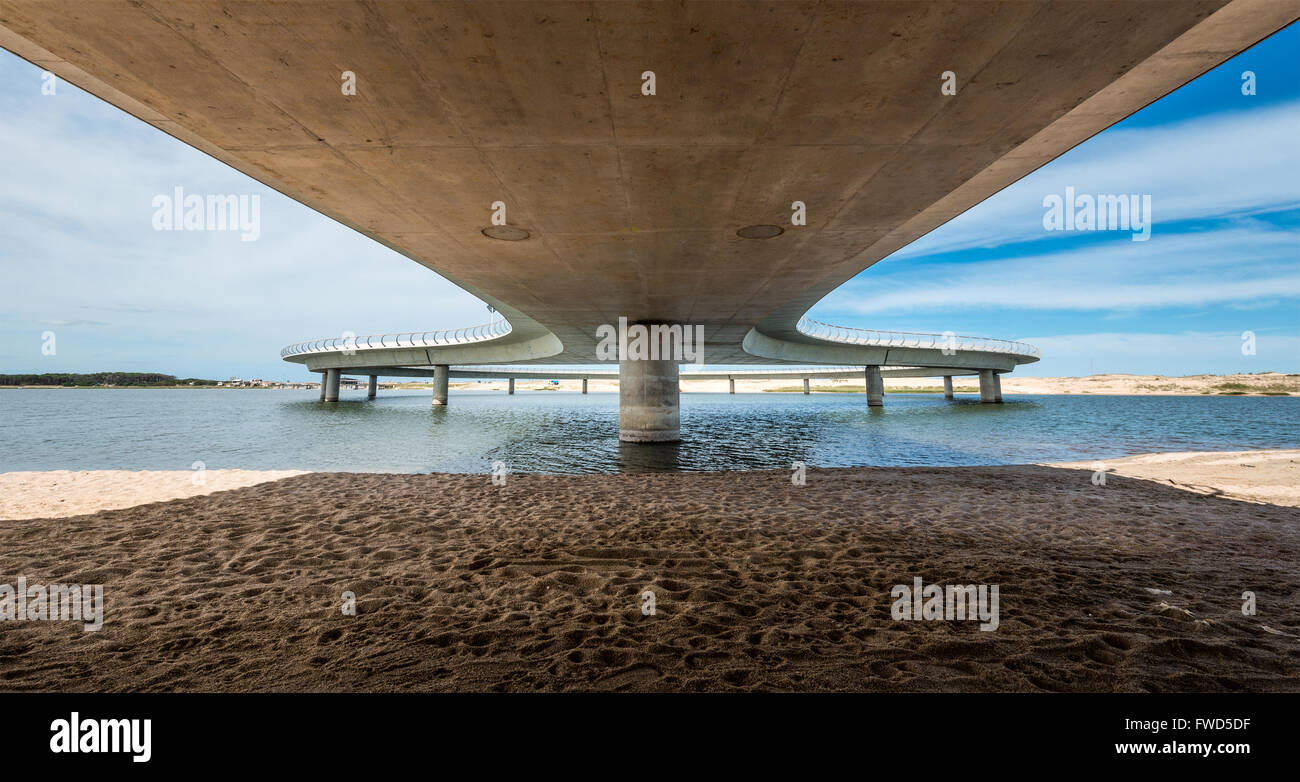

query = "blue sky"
[1,23,1296,380]
[812,22,1300,376]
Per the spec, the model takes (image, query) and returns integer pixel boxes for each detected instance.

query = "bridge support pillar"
[324,369,340,402]
[508,378,515,395]
[803,378,810,395]
[943,376,953,400]
[432,365,449,406]
[979,369,1002,403]
[319,374,327,401]
[582,378,588,394]
[865,366,884,406]
[619,359,679,443]
[367,375,377,399]
[729,377,735,394]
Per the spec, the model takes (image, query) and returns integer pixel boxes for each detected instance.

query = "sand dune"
[1,463,1296,692]
[1002,372,1299,396]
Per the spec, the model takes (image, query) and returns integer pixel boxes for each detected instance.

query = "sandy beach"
[0,469,309,521]
[1049,450,1300,507]
[1,451,1296,692]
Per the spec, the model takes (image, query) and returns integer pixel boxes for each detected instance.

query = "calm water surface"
[3,388,1297,473]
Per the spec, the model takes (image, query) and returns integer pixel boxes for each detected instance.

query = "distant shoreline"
[0,384,295,389]
[0,385,279,389]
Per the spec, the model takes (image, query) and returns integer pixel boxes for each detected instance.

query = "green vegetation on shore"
[0,373,219,387]
[1211,381,1294,394]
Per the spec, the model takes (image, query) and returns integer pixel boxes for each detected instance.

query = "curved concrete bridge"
[283,316,1040,439]
[4,0,1292,441]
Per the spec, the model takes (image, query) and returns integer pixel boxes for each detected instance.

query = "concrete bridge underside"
[3,0,1294,440]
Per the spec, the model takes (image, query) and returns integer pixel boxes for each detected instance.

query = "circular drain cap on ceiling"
[736,224,784,239]
[482,226,530,241]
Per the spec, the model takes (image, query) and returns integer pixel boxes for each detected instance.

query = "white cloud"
[823,226,1300,314]
[894,99,1300,259]
[0,53,486,379]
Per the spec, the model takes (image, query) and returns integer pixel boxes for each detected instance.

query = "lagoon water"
[3,388,1297,474]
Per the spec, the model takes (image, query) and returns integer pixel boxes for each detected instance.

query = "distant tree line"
[0,373,218,387]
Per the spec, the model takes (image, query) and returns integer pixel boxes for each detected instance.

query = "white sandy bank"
[1046,449,1300,507]
[2,450,1298,520]
[0,469,309,520]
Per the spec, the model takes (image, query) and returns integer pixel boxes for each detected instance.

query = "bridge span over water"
[4,0,1291,441]
[284,316,1040,426]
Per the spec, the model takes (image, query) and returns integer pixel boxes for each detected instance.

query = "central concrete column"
[619,359,679,443]
[432,365,449,406]
[508,378,515,395]
[943,376,954,400]
[803,378,810,395]
[319,374,326,401]
[865,366,883,406]
[728,377,735,394]
[367,375,377,399]
[979,369,1002,403]
[324,368,340,402]
[582,378,588,394]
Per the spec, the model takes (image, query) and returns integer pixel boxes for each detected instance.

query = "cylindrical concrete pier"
[319,374,327,401]
[432,365,449,406]
[324,368,340,402]
[865,366,884,406]
[803,378,810,395]
[943,376,954,400]
[619,359,680,443]
[367,375,377,399]
[728,377,735,394]
[508,378,515,395]
[979,369,1002,403]
[582,378,588,394]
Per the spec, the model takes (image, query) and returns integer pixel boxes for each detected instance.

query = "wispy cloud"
[824,226,1300,313]
[39,319,109,327]
[0,52,487,379]
[812,61,1300,377]
[892,99,1300,260]
[1021,331,1299,376]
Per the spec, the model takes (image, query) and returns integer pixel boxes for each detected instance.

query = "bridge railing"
[280,319,512,359]
[796,318,1040,359]
[281,317,1038,361]
[684,366,866,376]
[451,365,877,376]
